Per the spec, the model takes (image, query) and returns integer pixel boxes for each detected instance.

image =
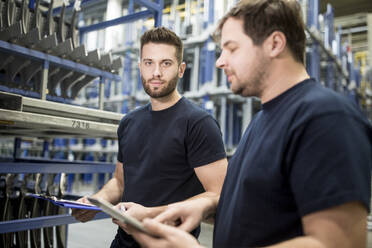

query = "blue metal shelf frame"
[28,0,35,9]
[135,0,161,12]
[304,0,365,109]
[307,0,321,82]
[79,0,164,38]
[324,4,336,90]
[0,39,120,107]
[202,0,215,86]
[80,10,154,34]
[0,212,109,234]
[0,161,115,173]
[135,0,164,27]
[0,40,120,81]
[0,158,115,234]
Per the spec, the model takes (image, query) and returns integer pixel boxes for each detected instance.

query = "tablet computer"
[87,197,150,234]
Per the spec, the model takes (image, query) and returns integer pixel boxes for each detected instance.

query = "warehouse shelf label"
[72,120,90,129]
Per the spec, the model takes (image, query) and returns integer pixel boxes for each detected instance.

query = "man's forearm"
[147,205,168,218]
[137,192,219,223]
[93,177,124,204]
[187,191,219,223]
[266,236,326,248]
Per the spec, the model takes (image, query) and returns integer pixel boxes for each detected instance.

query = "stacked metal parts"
[0,135,117,248]
[0,172,68,248]
[0,0,127,247]
[0,0,122,101]
[0,0,172,246]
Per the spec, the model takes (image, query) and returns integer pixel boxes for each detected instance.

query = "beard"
[232,53,269,98]
[141,74,179,98]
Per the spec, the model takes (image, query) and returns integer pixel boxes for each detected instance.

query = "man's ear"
[178,62,186,78]
[264,31,286,58]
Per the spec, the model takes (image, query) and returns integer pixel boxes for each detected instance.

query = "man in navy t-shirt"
[131,1,372,247]
[72,27,228,247]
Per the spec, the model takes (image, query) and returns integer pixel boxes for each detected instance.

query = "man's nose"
[216,54,225,69]
[153,64,162,77]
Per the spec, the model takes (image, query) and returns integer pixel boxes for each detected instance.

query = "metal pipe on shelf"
[0,91,123,122]
[99,76,105,110]
[219,96,226,145]
[40,60,49,100]
[241,98,252,135]
[191,46,200,92]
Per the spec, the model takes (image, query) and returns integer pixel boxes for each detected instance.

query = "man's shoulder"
[291,82,369,127]
[180,97,211,120]
[119,104,149,126]
[299,82,358,115]
[124,104,149,118]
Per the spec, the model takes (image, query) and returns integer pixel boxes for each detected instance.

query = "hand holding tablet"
[87,197,153,235]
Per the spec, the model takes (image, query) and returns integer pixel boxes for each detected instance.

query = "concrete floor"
[68,218,117,248]
[67,219,213,248]
[67,218,371,248]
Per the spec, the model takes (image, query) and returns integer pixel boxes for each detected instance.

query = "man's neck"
[260,58,310,104]
[150,90,182,111]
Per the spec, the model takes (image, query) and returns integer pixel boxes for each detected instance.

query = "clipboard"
[87,197,151,235]
[29,193,101,211]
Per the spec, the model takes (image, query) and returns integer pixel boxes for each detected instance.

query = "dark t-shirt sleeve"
[117,118,125,163]
[186,115,226,168]
[288,113,372,216]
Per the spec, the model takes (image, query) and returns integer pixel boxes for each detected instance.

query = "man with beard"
[71,27,227,248]
[130,0,372,247]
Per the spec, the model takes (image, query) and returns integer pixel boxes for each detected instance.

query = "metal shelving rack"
[0,91,122,138]
[2,0,369,245]
[0,0,163,246]
[304,0,371,115]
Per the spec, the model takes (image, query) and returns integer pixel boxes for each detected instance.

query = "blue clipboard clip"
[29,193,102,211]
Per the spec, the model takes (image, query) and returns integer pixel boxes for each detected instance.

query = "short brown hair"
[140,27,183,64]
[215,0,306,63]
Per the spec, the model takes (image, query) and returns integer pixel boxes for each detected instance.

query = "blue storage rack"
[0,0,164,243]
[305,0,364,103]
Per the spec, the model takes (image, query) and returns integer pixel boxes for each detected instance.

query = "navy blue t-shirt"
[213,79,372,247]
[114,97,226,247]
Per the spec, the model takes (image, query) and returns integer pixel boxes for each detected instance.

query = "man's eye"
[229,47,237,53]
